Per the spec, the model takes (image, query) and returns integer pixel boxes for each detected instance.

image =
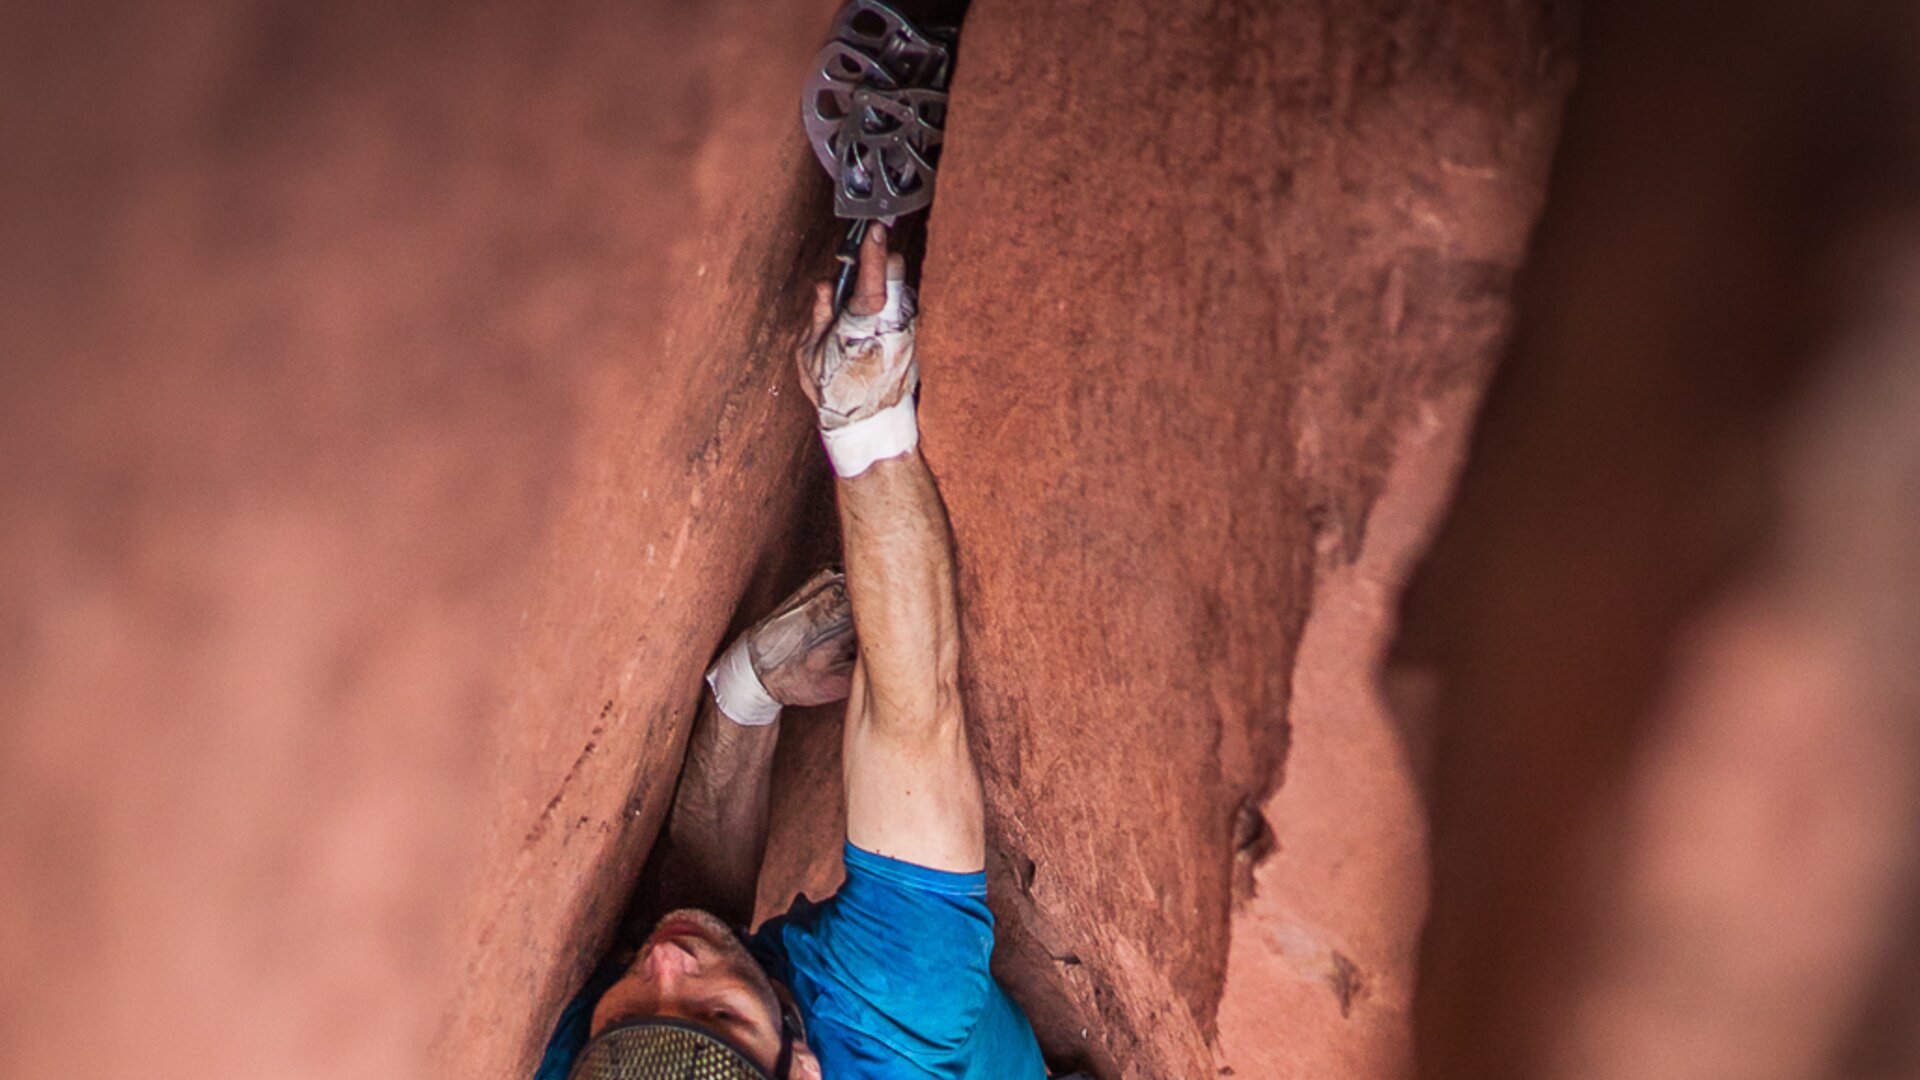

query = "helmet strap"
[773,1012,795,1080]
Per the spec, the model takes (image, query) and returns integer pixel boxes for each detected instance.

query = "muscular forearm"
[836,447,984,871]
[646,697,778,925]
[637,570,853,928]
[837,448,961,730]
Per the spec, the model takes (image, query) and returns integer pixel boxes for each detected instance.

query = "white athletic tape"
[705,637,781,726]
[820,394,919,477]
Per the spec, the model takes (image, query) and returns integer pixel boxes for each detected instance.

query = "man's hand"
[748,568,856,708]
[795,225,918,430]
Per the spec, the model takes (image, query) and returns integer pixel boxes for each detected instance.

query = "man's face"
[589,909,807,1076]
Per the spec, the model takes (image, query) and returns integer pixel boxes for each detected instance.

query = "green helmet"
[567,1018,792,1080]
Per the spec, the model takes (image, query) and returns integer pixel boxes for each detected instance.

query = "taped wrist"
[813,271,920,476]
[820,395,918,477]
[705,636,781,726]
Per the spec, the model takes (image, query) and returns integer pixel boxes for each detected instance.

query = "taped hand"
[795,224,918,430]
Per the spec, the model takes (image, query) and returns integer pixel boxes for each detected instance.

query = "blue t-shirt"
[748,843,1046,1079]
[536,843,1046,1080]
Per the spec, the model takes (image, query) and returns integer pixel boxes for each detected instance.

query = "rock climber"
[536,225,1048,1080]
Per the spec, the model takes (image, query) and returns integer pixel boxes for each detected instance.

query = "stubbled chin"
[647,907,736,949]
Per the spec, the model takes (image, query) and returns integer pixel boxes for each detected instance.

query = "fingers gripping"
[794,282,836,412]
[810,281,836,339]
[803,227,919,430]
[818,273,916,428]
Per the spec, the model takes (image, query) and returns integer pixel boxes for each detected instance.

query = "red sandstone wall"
[1,2,843,1077]
[753,3,1573,1077]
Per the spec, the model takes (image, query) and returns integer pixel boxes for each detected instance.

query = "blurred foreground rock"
[1401,4,1920,1078]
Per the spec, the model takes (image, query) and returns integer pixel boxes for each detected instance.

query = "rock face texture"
[909,2,1572,1076]
[1,2,845,1078]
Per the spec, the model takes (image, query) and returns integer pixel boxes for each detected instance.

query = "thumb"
[808,281,834,339]
[795,281,835,387]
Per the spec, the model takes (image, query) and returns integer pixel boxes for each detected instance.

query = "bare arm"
[796,226,985,872]
[641,570,855,926]
[642,695,780,926]
[838,451,984,870]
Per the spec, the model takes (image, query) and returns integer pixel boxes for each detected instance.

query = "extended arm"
[796,226,985,872]
[838,451,984,870]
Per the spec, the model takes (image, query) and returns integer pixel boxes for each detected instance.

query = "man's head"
[585,909,821,1080]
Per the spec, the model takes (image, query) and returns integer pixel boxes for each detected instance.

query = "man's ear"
[787,1043,823,1080]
